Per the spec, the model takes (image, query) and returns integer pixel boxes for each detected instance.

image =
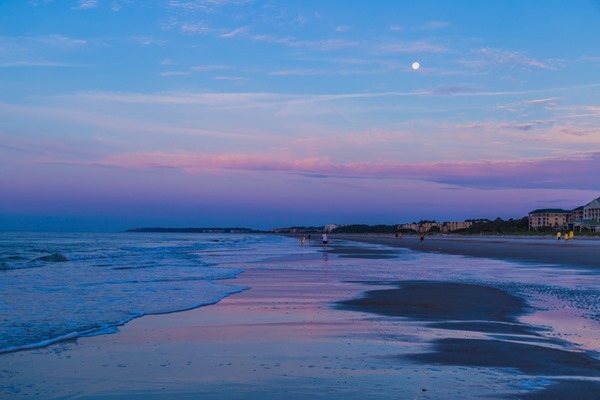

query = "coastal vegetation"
[127,217,600,236]
[127,227,264,233]
[330,219,532,235]
[458,217,529,234]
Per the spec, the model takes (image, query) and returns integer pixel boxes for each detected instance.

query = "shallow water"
[0,232,300,353]
[1,233,599,398]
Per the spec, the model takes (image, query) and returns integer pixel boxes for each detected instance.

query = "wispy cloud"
[36,34,87,47]
[418,21,449,30]
[66,89,575,110]
[414,86,478,95]
[217,25,359,51]
[213,76,249,83]
[0,34,86,51]
[161,17,212,35]
[167,0,250,12]
[560,128,595,137]
[0,61,76,68]
[248,34,359,51]
[269,69,326,76]
[75,0,97,9]
[191,64,230,72]
[219,26,249,38]
[0,34,87,68]
[378,40,449,54]
[28,0,54,6]
[129,36,166,46]
[500,121,554,131]
[96,151,600,191]
[111,1,122,12]
[498,97,560,113]
[464,47,557,71]
[180,21,211,34]
[160,71,191,77]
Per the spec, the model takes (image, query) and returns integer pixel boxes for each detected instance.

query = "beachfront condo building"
[398,221,473,233]
[571,206,584,221]
[530,196,600,232]
[443,221,474,232]
[528,209,571,230]
[583,197,600,221]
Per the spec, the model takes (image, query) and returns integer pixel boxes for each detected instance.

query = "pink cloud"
[97,151,600,191]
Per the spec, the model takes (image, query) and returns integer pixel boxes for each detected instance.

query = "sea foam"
[0,232,292,353]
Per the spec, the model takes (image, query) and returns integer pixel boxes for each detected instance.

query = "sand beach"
[334,233,600,268]
[1,235,599,399]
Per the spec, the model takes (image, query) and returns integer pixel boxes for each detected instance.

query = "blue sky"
[0,0,599,231]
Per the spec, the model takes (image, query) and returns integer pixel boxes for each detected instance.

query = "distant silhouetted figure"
[322,232,328,247]
[420,232,425,243]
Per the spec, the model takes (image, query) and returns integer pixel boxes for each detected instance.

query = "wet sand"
[1,238,599,399]
[334,234,600,268]
[337,280,600,392]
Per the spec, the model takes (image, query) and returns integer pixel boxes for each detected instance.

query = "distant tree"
[457,216,529,234]
[333,224,398,234]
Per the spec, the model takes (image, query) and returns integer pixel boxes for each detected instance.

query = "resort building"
[566,197,600,233]
[533,196,600,233]
[442,221,473,232]
[583,197,600,221]
[571,206,584,221]
[528,209,571,230]
[398,222,439,232]
[398,221,473,233]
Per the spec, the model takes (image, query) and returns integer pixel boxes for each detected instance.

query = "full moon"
[412,62,420,70]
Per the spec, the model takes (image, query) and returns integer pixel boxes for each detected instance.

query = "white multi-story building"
[583,197,600,221]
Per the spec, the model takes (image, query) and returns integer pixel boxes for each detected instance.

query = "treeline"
[332,224,399,234]
[458,217,530,234]
[332,217,532,235]
[127,227,264,233]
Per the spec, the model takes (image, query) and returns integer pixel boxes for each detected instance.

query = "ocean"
[0,231,303,354]
[1,231,598,356]
[2,232,600,399]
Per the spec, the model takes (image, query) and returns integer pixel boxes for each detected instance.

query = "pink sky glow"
[1,1,598,230]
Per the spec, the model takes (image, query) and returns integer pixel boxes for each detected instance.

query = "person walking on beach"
[322,232,328,247]
[419,232,425,243]
[556,231,561,240]
[301,236,305,246]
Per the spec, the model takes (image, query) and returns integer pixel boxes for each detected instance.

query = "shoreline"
[1,237,599,398]
[332,233,600,268]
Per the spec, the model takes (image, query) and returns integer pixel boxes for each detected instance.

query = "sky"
[0,0,599,231]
